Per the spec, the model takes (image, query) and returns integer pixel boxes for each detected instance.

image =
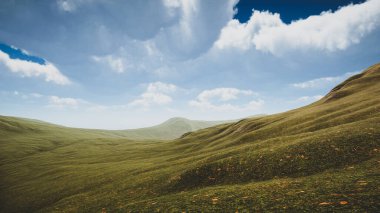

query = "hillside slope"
[0,63,379,212]
[0,116,234,142]
[112,117,236,140]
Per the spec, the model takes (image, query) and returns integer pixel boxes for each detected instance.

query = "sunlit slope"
[0,116,125,163]
[0,115,232,166]
[0,63,379,212]
[168,63,380,190]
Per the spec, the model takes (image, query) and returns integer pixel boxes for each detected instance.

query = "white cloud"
[190,99,264,111]
[146,81,177,93]
[197,88,254,102]
[129,82,177,107]
[215,11,282,50]
[292,71,359,88]
[215,0,380,55]
[16,91,43,99]
[0,51,70,85]
[189,87,263,111]
[48,96,83,108]
[5,91,104,110]
[30,93,43,98]
[12,90,28,99]
[295,95,324,102]
[162,0,186,23]
[130,93,172,107]
[1,90,44,100]
[92,55,126,73]
[154,0,238,58]
[47,95,107,110]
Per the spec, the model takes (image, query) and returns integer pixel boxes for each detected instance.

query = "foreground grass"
[120,158,380,212]
[0,63,379,212]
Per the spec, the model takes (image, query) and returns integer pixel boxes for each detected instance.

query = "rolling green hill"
[112,117,237,140]
[0,63,379,212]
[0,116,235,142]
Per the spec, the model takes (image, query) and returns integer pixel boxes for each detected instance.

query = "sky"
[0,0,379,129]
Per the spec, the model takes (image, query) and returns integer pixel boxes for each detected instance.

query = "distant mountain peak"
[165,117,190,122]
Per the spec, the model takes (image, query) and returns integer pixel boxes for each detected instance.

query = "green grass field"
[111,117,238,140]
[0,63,379,212]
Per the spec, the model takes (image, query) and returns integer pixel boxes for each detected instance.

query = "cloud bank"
[0,50,70,85]
[190,88,263,111]
[129,82,177,107]
[92,55,126,73]
[215,0,380,55]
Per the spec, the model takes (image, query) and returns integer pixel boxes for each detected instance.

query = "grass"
[111,117,237,140]
[0,63,379,212]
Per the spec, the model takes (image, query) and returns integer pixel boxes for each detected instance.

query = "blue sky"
[0,0,379,129]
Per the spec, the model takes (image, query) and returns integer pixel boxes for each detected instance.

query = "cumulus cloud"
[92,55,126,73]
[47,95,107,110]
[196,88,254,102]
[0,51,70,85]
[189,87,263,111]
[154,0,238,59]
[56,0,181,40]
[294,95,324,103]
[5,90,104,110]
[17,91,43,99]
[146,81,177,93]
[190,99,264,111]
[0,90,45,100]
[129,82,177,107]
[48,96,83,108]
[215,11,281,51]
[292,71,359,88]
[215,0,380,55]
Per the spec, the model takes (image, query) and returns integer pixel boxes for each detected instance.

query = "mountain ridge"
[0,115,239,140]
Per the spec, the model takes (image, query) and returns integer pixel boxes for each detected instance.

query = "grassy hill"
[112,117,237,140]
[0,116,234,142]
[0,63,379,212]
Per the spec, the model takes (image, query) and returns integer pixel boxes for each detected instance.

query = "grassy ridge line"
[165,64,380,190]
[110,117,239,140]
[169,116,380,190]
[0,115,237,141]
[0,116,235,163]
